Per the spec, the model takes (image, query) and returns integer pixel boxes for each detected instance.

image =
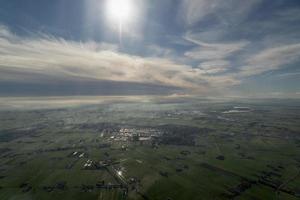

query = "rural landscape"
[0,96,299,199]
[1,0,300,199]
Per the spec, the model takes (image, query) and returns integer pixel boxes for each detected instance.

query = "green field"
[0,97,300,199]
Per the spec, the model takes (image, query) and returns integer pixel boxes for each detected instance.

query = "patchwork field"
[0,97,299,199]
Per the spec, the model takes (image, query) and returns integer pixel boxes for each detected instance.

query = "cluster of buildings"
[113,128,162,144]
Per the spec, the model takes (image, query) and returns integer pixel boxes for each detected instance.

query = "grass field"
[0,97,299,199]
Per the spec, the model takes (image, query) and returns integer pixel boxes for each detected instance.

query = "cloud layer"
[0,25,226,95]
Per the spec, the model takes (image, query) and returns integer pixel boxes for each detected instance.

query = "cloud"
[240,43,300,76]
[0,25,239,96]
[0,26,181,86]
[184,33,249,61]
[180,0,261,26]
[182,33,248,76]
[179,1,300,88]
[275,72,300,78]
[197,60,230,74]
[145,44,174,57]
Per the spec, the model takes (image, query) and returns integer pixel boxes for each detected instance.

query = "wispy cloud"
[184,34,249,61]
[179,0,300,82]
[180,0,261,26]
[145,44,174,58]
[182,33,248,76]
[274,72,300,78]
[197,60,230,74]
[240,43,300,76]
[0,25,239,95]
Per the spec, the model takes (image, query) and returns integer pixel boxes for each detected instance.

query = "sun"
[106,0,133,24]
[105,0,137,43]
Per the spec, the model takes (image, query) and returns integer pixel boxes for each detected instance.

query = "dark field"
[0,97,299,200]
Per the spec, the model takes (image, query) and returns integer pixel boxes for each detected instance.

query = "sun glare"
[106,0,133,24]
[106,0,135,43]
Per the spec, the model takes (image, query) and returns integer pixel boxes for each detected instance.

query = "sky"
[0,0,300,98]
